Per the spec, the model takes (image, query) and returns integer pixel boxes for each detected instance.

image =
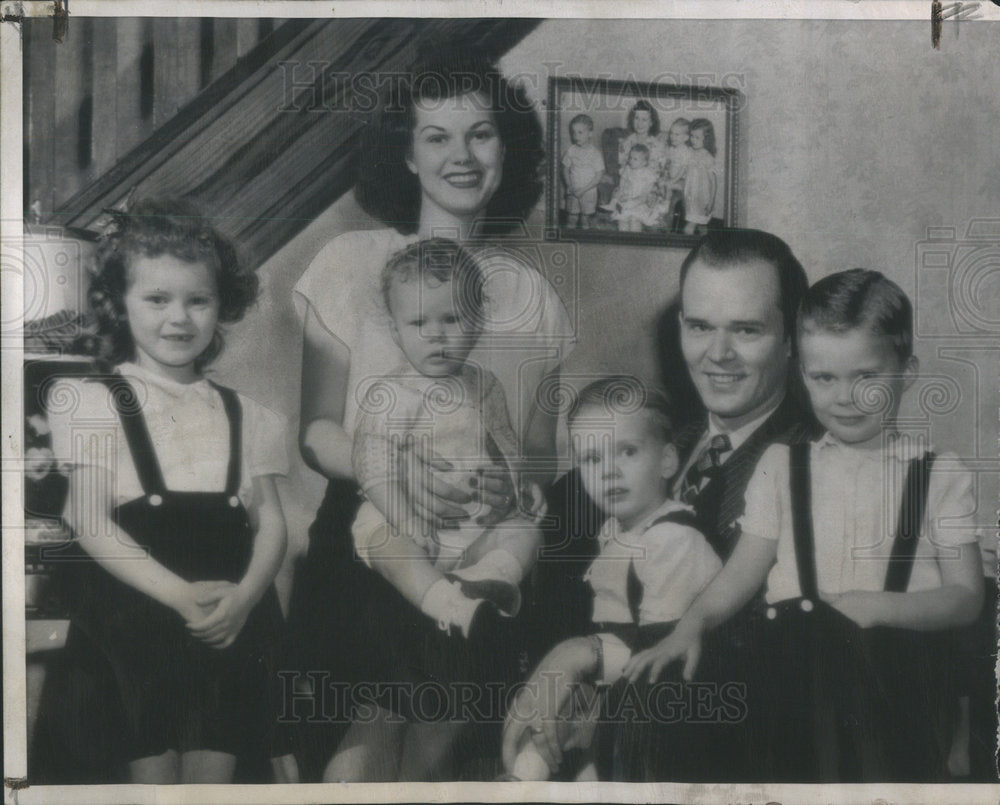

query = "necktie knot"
[680,433,733,505]
[697,433,732,471]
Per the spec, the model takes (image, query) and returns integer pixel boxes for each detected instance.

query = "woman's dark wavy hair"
[354,51,545,236]
[627,99,660,137]
[87,197,258,372]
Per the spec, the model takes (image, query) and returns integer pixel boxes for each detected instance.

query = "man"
[531,229,813,781]
[632,229,814,782]
[670,229,813,559]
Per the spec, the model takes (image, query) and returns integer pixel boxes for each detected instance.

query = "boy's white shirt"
[562,143,605,191]
[740,432,982,604]
[587,498,722,685]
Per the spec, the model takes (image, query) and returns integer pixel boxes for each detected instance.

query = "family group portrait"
[6,8,999,804]
[552,77,735,242]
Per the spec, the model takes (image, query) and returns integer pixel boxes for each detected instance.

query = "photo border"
[3,3,999,804]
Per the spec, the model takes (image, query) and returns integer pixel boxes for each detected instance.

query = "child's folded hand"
[191,580,238,605]
[186,584,254,649]
[820,590,882,629]
[173,595,213,627]
[172,581,230,624]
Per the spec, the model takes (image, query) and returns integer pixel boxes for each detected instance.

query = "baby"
[351,238,542,631]
[600,144,659,232]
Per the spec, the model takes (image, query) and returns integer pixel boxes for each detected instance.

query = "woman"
[290,53,573,781]
[616,99,666,176]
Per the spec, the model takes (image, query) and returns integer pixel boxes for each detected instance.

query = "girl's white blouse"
[48,362,288,508]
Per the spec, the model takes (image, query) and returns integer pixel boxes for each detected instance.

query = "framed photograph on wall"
[546,76,742,247]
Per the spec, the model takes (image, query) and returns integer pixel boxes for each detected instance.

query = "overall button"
[229,495,240,508]
[766,607,777,620]
[148,494,163,507]
[800,599,814,613]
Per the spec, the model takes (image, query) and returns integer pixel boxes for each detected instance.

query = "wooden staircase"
[24,17,541,271]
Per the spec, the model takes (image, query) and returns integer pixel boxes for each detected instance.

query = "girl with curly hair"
[45,198,288,783]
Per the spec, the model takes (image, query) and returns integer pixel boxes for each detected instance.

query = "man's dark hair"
[679,229,809,341]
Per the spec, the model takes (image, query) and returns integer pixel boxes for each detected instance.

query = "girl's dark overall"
[47,376,284,773]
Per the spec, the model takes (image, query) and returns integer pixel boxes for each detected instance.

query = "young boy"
[561,114,606,229]
[624,269,983,781]
[501,376,722,781]
[351,238,542,635]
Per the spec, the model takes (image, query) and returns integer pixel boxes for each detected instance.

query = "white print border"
[3,4,999,805]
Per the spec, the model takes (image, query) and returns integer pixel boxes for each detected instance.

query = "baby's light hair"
[568,375,674,444]
[669,117,690,132]
[798,268,913,364]
[569,113,595,131]
[381,237,485,327]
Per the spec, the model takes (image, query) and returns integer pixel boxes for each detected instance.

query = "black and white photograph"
[2,4,999,804]
[548,76,739,245]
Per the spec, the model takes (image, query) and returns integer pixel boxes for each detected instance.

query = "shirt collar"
[814,430,929,462]
[706,401,779,454]
[598,498,694,544]
[116,362,219,405]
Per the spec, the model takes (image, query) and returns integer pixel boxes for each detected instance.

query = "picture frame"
[546,75,742,247]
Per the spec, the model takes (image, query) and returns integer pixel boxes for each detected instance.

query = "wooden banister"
[27,18,541,272]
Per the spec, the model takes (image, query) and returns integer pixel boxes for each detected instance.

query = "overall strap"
[91,375,167,497]
[626,559,642,630]
[626,509,703,627]
[209,382,243,499]
[884,452,936,593]
[788,441,819,602]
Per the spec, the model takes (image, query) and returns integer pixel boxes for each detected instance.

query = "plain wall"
[213,19,999,581]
